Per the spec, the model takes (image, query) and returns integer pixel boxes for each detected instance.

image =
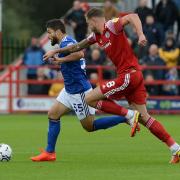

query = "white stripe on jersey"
[104,73,130,98]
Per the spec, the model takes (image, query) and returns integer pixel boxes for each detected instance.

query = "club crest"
[105,31,110,38]
[112,18,119,23]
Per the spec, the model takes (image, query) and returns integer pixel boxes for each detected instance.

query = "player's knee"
[81,120,94,132]
[85,95,90,104]
[48,110,60,120]
[85,96,95,107]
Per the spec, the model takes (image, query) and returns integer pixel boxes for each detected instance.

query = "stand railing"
[0,64,180,114]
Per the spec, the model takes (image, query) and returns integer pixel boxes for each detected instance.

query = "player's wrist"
[58,57,64,63]
[138,32,144,37]
[54,49,61,54]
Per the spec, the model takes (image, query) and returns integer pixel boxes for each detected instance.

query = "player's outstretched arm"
[43,39,90,61]
[121,14,147,46]
[50,51,84,65]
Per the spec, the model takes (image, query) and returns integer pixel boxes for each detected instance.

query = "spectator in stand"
[155,0,180,35]
[144,73,159,96]
[173,0,180,9]
[128,27,147,59]
[86,48,105,66]
[173,0,180,11]
[143,15,165,46]
[29,67,50,95]
[166,29,176,39]
[159,37,180,67]
[89,72,99,89]
[134,0,153,24]
[23,37,45,94]
[80,1,90,12]
[85,46,114,79]
[141,44,165,80]
[163,68,179,95]
[48,71,64,97]
[142,44,165,95]
[103,0,119,21]
[86,47,106,77]
[64,0,87,42]
[116,0,125,12]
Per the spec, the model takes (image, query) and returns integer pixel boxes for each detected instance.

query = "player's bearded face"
[50,34,59,46]
[47,28,59,46]
[87,19,99,33]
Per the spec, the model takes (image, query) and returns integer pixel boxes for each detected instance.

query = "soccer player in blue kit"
[31,19,140,161]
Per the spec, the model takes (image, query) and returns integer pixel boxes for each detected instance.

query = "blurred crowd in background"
[23,0,180,97]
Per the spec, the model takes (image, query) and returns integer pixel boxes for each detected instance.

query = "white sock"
[170,143,180,155]
[125,110,134,119]
[125,110,135,127]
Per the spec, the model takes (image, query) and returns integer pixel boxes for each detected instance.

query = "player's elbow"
[72,51,84,60]
[122,13,139,26]
[78,51,84,58]
[128,13,140,21]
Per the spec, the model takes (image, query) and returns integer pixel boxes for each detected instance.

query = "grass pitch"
[0,114,180,180]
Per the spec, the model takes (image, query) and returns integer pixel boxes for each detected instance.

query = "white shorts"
[56,88,95,120]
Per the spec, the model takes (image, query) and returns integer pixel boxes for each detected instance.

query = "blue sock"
[93,116,127,131]
[46,119,60,153]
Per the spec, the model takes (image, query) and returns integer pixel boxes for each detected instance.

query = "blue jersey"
[59,35,91,94]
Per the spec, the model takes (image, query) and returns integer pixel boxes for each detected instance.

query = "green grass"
[0,114,180,180]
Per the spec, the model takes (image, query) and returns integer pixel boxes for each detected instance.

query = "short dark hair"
[86,8,104,19]
[46,19,66,33]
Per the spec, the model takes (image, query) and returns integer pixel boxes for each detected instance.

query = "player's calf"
[85,86,105,108]
[80,116,94,132]
[81,115,130,133]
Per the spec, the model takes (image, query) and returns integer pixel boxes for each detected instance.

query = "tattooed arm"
[43,39,90,61]
[50,51,84,65]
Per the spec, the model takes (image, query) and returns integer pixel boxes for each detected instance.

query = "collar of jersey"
[60,35,68,46]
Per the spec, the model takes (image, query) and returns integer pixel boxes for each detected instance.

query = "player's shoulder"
[106,17,120,25]
[105,17,123,35]
[60,35,77,48]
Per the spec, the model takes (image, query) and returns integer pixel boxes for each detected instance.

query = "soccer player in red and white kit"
[44,8,180,163]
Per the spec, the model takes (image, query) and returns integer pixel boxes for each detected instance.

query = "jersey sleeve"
[106,18,123,34]
[59,40,75,57]
[66,42,74,47]
[60,41,75,48]
[86,33,97,45]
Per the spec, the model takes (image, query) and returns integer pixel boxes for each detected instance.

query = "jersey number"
[73,103,83,113]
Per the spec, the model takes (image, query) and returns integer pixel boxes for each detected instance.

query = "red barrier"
[0,64,180,113]
[1,64,179,85]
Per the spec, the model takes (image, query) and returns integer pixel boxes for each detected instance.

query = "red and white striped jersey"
[87,18,140,75]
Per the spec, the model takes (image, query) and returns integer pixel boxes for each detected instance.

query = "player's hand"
[138,34,147,47]
[43,50,57,61]
[50,56,63,65]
